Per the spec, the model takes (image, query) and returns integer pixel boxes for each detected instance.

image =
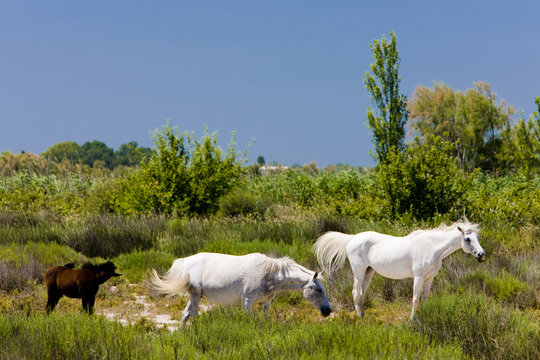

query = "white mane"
[263,256,298,276]
[408,220,480,238]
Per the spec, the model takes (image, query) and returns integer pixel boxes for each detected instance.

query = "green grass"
[0,309,468,360]
[411,291,540,360]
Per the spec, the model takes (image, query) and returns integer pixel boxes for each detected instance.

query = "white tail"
[148,258,190,297]
[313,231,354,274]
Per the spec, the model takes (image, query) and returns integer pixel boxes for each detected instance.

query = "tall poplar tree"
[363,31,408,164]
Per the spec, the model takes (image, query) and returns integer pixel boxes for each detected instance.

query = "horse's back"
[348,231,415,279]
[182,252,269,304]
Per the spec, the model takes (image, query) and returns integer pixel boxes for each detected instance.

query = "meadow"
[1,163,539,359]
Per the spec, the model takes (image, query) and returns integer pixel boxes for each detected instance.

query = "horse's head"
[83,261,121,283]
[303,272,332,317]
[457,225,485,262]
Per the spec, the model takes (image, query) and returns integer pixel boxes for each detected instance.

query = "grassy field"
[1,214,539,359]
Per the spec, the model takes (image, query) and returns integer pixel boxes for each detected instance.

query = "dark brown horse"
[45,261,121,314]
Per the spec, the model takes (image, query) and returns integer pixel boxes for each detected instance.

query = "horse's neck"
[271,263,312,291]
[432,229,462,260]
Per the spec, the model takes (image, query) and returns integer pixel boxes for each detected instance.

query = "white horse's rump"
[313,221,485,319]
[149,252,332,323]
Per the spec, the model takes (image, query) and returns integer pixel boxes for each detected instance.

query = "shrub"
[218,188,262,218]
[377,136,469,219]
[411,291,540,360]
[110,124,246,216]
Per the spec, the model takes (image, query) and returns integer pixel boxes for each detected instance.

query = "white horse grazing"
[313,221,485,319]
[148,252,332,323]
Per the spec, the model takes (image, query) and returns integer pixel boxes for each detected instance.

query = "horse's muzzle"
[477,252,486,262]
[320,306,332,317]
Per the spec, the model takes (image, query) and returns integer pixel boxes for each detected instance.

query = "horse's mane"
[263,256,298,276]
[81,260,118,273]
[408,220,480,237]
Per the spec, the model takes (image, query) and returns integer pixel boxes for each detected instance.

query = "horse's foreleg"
[262,302,271,313]
[411,276,424,319]
[87,297,95,314]
[242,297,254,312]
[421,278,433,303]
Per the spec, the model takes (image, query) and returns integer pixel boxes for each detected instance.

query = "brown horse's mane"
[81,260,118,273]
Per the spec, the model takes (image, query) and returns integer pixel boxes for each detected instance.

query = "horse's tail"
[148,259,190,297]
[313,231,354,275]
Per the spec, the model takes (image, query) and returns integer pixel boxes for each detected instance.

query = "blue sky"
[1,1,539,167]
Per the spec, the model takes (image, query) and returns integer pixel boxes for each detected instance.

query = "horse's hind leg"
[46,288,62,314]
[181,291,201,324]
[421,277,434,303]
[352,267,372,317]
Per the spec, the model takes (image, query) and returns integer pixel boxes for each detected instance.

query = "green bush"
[377,136,469,219]
[113,124,245,216]
[218,187,265,218]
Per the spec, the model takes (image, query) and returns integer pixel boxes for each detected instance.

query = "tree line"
[41,140,153,169]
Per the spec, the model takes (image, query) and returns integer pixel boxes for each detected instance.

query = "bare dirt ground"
[96,284,212,331]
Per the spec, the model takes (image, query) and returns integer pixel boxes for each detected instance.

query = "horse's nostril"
[321,307,332,317]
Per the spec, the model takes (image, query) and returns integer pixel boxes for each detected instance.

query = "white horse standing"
[148,252,332,323]
[313,221,485,319]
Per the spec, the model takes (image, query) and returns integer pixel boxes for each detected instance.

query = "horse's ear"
[457,226,464,233]
[313,272,318,280]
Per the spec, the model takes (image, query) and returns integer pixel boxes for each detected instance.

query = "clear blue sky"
[1,1,539,167]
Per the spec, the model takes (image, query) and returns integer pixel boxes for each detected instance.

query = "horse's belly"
[201,285,243,306]
[371,259,413,279]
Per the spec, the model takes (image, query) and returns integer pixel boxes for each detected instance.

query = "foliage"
[80,140,115,168]
[411,291,540,360]
[113,141,153,167]
[501,96,540,175]
[0,151,49,176]
[376,136,469,219]
[364,31,408,164]
[62,215,165,258]
[42,141,82,163]
[0,309,467,360]
[408,82,515,172]
[112,124,245,216]
[113,249,175,283]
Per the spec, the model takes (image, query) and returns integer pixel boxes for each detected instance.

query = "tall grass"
[0,309,468,360]
[411,291,540,360]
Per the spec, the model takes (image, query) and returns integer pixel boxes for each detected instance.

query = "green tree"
[364,31,408,164]
[114,141,152,167]
[503,96,540,175]
[42,141,82,162]
[408,82,515,172]
[80,141,115,168]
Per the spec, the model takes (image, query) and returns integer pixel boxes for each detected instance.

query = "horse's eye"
[465,237,471,242]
